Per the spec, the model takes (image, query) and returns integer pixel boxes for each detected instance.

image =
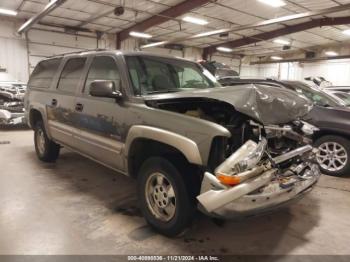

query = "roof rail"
[47,48,109,58]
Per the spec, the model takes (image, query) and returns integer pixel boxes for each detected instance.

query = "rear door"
[47,56,87,149]
[73,55,126,171]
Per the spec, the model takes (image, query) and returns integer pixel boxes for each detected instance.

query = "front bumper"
[0,109,25,125]
[197,145,321,219]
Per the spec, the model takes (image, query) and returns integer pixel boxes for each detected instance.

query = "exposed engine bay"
[146,97,320,218]
[147,97,314,158]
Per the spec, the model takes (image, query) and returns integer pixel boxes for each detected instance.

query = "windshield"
[126,55,221,95]
[283,81,344,107]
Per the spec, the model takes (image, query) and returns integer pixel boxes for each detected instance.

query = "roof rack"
[47,48,109,58]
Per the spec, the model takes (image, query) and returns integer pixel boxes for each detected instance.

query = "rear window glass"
[57,57,87,93]
[28,58,62,88]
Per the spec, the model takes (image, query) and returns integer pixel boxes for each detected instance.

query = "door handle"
[75,103,84,112]
[51,99,57,107]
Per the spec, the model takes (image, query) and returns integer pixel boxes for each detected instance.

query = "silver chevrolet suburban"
[25,50,320,236]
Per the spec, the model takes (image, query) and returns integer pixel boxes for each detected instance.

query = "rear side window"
[84,56,120,93]
[57,57,87,93]
[28,58,62,88]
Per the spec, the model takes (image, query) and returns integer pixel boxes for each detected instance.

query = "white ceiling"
[2,0,350,56]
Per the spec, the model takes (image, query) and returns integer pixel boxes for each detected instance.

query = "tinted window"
[57,57,87,93]
[28,58,62,88]
[85,56,120,93]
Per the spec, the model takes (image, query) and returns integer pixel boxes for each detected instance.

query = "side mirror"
[89,80,122,99]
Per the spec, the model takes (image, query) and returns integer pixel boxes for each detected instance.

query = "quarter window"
[57,57,87,93]
[28,58,62,88]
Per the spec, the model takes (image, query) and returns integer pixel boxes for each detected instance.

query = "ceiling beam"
[17,0,67,34]
[116,0,212,48]
[140,3,350,50]
[203,16,350,59]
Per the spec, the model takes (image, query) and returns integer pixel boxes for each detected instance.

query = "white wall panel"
[27,29,98,72]
[0,19,28,82]
[301,60,350,85]
[252,60,350,85]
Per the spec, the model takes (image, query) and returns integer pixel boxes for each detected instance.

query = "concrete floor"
[1,128,350,256]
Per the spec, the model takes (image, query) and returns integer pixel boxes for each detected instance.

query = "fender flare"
[124,125,203,165]
[28,104,51,138]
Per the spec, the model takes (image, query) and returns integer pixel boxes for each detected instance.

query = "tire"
[315,135,350,177]
[137,157,196,237]
[34,120,60,162]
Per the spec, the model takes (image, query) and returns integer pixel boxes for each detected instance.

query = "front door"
[73,55,126,171]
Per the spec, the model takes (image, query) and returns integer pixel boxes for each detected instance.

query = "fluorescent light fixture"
[141,41,166,48]
[193,29,227,38]
[217,47,233,52]
[129,31,152,38]
[325,51,338,56]
[0,8,18,16]
[342,29,350,35]
[271,56,283,60]
[182,16,208,25]
[18,0,66,34]
[258,0,286,7]
[273,38,290,45]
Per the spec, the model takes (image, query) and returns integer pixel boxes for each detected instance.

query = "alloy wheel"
[145,172,176,222]
[317,142,348,172]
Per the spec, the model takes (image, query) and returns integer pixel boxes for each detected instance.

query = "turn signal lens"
[217,174,241,186]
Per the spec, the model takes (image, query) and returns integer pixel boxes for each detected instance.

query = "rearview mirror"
[89,80,122,99]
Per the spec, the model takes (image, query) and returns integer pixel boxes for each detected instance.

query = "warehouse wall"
[0,18,115,82]
[0,18,28,82]
[251,60,350,85]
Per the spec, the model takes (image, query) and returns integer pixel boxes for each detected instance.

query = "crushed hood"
[145,84,313,125]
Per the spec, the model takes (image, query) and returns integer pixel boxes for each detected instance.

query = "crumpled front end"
[197,122,321,219]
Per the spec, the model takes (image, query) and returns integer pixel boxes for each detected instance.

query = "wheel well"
[29,109,43,128]
[127,138,201,179]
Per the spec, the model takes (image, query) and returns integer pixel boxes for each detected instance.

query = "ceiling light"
[217,47,233,52]
[182,16,208,25]
[273,38,290,45]
[193,29,227,38]
[271,56,283,60]
[258,0,286,7]
[140,41,166,48]
[342,29,350,35]
[0,8,18,16]
[325,51,338,56]
[129,31,152,38]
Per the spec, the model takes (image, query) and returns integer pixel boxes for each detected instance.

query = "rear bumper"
[197,162,320,219]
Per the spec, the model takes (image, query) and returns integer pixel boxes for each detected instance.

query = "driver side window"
[85,56,120,94]
[178,67,204,87]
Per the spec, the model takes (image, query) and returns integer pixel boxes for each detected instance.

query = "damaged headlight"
[234,138,267,173]
[215,138,268,186]
[300,121,319,135]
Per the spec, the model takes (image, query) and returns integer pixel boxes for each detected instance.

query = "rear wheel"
[137,157,196,237]
[34,121,60,162]
[315,135,350,176]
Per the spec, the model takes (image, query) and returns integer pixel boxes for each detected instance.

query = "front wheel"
[137,157,196,237]
[315,135,350,177]
[34,120,60,162]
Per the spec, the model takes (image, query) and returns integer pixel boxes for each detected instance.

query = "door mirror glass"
[89,80,122,99]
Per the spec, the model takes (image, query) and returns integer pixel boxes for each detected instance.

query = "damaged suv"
[25,51,320,236]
